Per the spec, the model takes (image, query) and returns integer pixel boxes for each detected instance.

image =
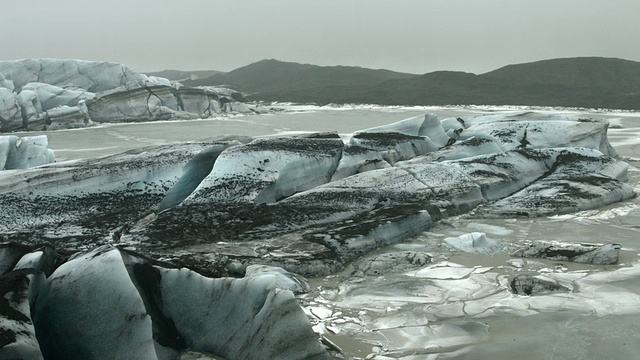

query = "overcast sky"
[1,0,639,74]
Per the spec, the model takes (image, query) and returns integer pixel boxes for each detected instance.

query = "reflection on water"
[16,105,640,359]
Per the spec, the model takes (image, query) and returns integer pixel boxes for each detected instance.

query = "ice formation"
[444,232,502,255]
[0,270,44,359]
[5,246,327,360]
[0,59,252,131]
[0,110,636,358]
[0,135,55,170]
[0,111,633,276]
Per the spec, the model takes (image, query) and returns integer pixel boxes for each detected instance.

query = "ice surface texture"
[0,111,634,358]
[0,246,328,360]
[0,59,250,131]
[0,135,55,170]
[127,113,631,276]
[0,112,633,278]
[0,269,44,359]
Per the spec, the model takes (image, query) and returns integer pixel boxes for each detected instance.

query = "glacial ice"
[0,59,152,92]
[87,84,180,122]
[0,136,12,169]
[452,148,555,201]
[0,244,35,276]
[0,109,638,359]
[0,73,14,91]
[460,114,617,156]
[0,142,224,246]
[512,241,621,265]
[20,82,94,112]
[1,112,633,279]
[0,135,56,170]
[0,270,44,359]
[0,88,21,129]
[0,59,253,131]
[510,274,571,295]
[1,246,329,359]
[157,143,239,211]
[395,161,485,215]
[350,131,438,164]
[44,104,92,129]
[244,264,312,294]
[356,114,451,148]
[0,142,214,196]
[329,145,391,182]
[158,266,328,359]
[351,251,432,276]
[11,245,56,276]
[34,248,158,359]
[444,232,502,255]
[175,87,216,117]
[183,136,344,204]
[482,149,636,217]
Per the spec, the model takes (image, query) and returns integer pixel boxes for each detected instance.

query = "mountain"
[483,57,640,91]
[183,59,415,94]
[145,69,223,81]
[184,57,640,110]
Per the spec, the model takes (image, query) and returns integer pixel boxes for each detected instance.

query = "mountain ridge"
[183,57,640,110]
[185,59,415,94]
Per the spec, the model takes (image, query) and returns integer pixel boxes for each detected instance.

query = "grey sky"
[2,0,639,74]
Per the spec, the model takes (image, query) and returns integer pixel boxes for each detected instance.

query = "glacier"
[0,110,637,359]
[0,111,633,276]
[0,59,253,131]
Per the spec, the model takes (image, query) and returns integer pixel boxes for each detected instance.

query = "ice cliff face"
[0,245,329,360]
[0,111,633,358]
[0,59,149,92]
[0,59,251,131]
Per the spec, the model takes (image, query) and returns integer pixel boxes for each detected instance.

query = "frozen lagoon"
[10,104,640,359]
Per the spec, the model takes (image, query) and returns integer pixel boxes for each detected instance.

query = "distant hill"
[483,57,640,91]
[183,57,640,110]
[184,59,415,94]
[145,69,223,81]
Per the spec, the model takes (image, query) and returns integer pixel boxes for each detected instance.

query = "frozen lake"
[17,105,640,359]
